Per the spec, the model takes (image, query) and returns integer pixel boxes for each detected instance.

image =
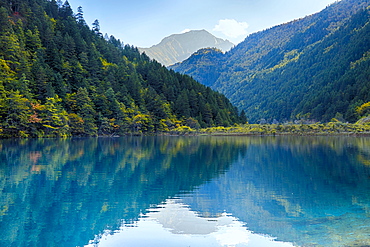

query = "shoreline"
[2,122,370,138]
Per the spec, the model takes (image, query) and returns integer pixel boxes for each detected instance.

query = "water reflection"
[1,136,370,246]
[85,199,294,247]
[183,136,370,247]
[0,136,246,247]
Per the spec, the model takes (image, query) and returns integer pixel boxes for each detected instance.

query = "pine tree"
[92,19,102,36]
[174,90,190,118]
[76,6,86,26]
[75,87,97,136]
[59,1,73,19]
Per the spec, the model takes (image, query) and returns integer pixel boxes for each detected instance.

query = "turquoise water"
[1,136,370,246]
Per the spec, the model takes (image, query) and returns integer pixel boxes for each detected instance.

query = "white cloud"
[213,19,249,38]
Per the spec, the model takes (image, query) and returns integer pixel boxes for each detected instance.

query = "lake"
[1,136,370,247]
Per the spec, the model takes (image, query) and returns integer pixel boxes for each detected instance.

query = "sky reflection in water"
[86,199,294,247]
[1,136,370,247]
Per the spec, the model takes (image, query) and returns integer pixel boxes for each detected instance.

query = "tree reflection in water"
[1,136,370,247]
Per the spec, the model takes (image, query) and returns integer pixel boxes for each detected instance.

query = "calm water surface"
[1,136,370,247]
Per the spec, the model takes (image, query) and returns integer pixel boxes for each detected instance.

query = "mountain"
[170,0,370,123]
[138,30,234,66]
[170,48,225,88]
[0,0,245,138]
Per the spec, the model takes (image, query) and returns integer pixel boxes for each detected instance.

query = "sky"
[68,0,337,48]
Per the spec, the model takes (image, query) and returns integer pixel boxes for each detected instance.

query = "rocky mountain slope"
[139,30,233,66]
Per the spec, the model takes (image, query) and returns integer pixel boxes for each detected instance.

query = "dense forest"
[171,0,370,123]
[0,0,246,138]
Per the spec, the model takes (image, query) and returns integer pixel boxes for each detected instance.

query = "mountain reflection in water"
[85,199,294,247]
[1,136,370,247]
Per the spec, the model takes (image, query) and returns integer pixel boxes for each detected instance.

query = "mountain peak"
[139,30,233,66]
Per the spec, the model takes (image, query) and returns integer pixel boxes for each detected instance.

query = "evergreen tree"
[0,90,33,137]
[92,19,102,36]
[59,1,73,19]
[39,95,69,137]
[76,6,86,26]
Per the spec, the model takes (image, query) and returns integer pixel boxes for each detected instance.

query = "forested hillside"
[170,48,225,88]
[0,0,245,138]
[171,0,370,123]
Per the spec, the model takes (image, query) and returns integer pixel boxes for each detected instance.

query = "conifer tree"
[92,19,102,36]
[40,95,69,137]
[76,6,85,25]
[1,90,33,137]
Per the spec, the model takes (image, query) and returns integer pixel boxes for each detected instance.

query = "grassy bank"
[166,121,370,136]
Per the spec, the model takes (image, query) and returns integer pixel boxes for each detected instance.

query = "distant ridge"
[139,30,233,66]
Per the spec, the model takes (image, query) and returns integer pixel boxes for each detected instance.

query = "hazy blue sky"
[68,0,337,47]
